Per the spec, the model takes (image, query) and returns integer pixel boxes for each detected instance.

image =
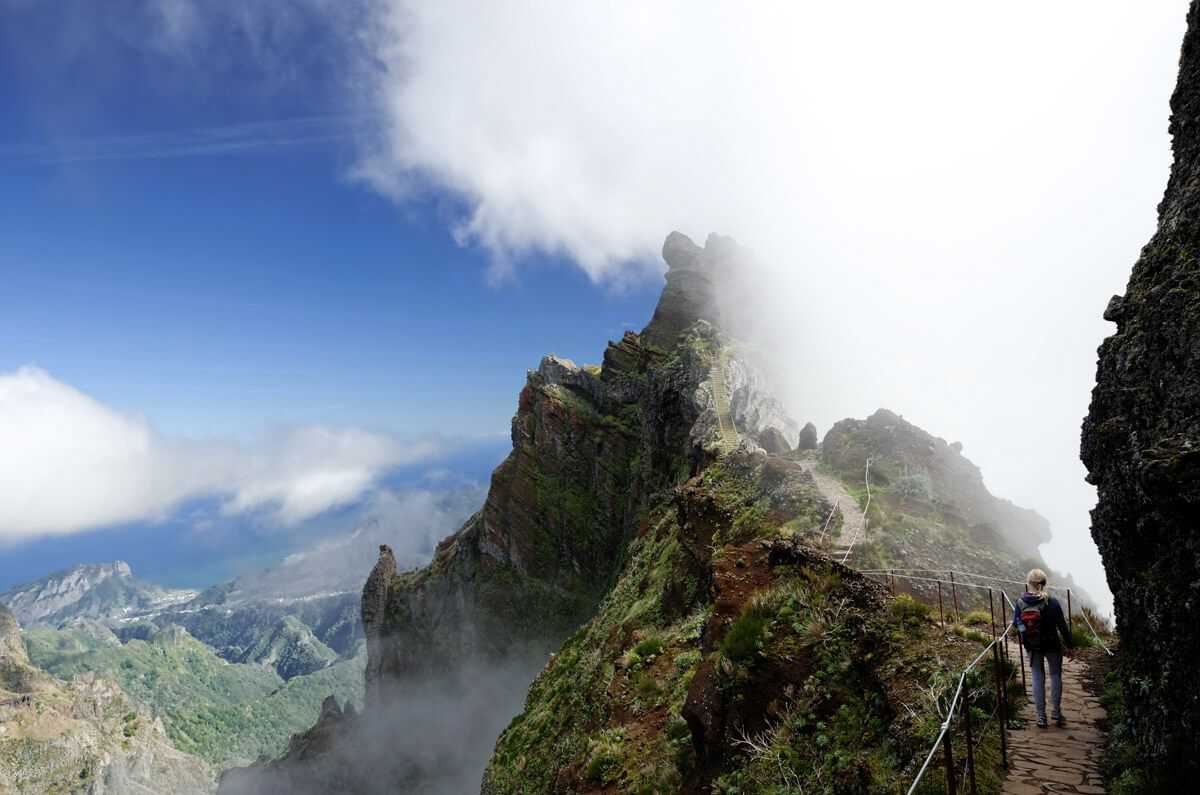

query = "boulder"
[796,422,819,450]
[757,426,791,455]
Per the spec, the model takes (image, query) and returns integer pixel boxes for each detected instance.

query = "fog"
[220,649,548,795]
[351,2,1194,614]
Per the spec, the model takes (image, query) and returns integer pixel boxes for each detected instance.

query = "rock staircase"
[710,350,740,454]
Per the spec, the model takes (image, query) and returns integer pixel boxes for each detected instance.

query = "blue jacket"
[1012,592,1072,652]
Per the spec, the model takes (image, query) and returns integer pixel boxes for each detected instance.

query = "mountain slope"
[483,455,1007,793]
[819,409,1093,609]
[221,232,1048,794]
[0,603,214,794]
[24,621,364,768]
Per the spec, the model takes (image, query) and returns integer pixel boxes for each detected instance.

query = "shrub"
[584,729,626,784]
[721,605,772,663]
[894,472,933,501]
[1070,625,1094,648]
[949,623,988,644]
[963,610,991,627]
[890,594,931,630]
[633,637,664,658]
[633,671,662,701]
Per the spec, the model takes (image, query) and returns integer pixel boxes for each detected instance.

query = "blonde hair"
[1025,568,1049,597]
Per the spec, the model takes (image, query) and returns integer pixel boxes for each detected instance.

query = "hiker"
[1012,568,1073,728]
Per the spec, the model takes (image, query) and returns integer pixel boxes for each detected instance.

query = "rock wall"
[1081,1,1200,780]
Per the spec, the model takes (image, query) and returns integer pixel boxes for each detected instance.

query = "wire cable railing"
[853,569,1114,793]
[839,458,870,565]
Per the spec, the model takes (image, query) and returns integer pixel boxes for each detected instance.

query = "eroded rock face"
[220,233,802,794]
[1081,2,1200,780]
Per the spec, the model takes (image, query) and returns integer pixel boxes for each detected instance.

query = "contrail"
[0,113,377,165]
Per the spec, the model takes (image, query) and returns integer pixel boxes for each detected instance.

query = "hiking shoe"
[1036,719,1048,729]
[1055,716,1067,728]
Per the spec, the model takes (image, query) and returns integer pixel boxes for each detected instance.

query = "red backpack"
[1017,597,1046,650]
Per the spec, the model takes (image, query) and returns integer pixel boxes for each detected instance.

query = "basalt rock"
[756,425,792,455]
[1081,1,1200,781]
[220,233,802,794]
[796,421,819,451]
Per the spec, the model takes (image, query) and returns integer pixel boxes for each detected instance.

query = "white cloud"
[352,1,1192,613]
[0,367,441,542]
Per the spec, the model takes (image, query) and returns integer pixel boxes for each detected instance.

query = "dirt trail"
[1001,654,1108,794]
[795,460,866,558]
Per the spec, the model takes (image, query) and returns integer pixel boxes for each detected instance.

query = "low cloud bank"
[0,367,441,542]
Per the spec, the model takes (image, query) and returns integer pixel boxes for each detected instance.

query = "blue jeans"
[1028,649,1063,722]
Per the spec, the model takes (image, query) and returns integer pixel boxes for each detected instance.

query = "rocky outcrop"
[357,234,798,709]
[642,232,720,348]
[796,421,819,450]
[220,233,805,793]
[1081,2,1200,781]
[756,425,791,455]
[0,604,26,668]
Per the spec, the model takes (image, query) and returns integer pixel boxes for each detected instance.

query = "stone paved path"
[1001,656,1107,794]
[794,459,866,559]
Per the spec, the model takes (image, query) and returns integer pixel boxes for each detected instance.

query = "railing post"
[938,580,945,627]
[950,571,961,624]
[962,692,978,795]
[1016,630,1027,694]
[993,642,1008,770]
[1001,589,1010,662]
[942,714,957,794]
[1067,588,1073,638]
[988,588,997,644]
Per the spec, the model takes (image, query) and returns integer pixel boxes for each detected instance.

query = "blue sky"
[0,1,1187,611]
[0,0,660,588]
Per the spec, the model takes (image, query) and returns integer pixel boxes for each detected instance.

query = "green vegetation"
[484,458,1010,794]
[24,625,364,767]
[719,603,772,662]
[890,593,931,631]
[963,609,992,626]
[1099,648,1150,794]
[951,623,990,644]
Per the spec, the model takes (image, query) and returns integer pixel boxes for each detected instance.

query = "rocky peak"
[643,231,727,348]
[361,544,396,704]
[0,560,195,628]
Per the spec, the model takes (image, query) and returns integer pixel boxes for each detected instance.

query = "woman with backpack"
[1012,568,1074,728]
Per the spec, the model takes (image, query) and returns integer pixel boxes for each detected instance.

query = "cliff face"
[1081,1,1200,781]
[220,232,802,794]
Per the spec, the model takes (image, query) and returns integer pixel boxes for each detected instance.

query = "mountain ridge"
[218,232,1058,794]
